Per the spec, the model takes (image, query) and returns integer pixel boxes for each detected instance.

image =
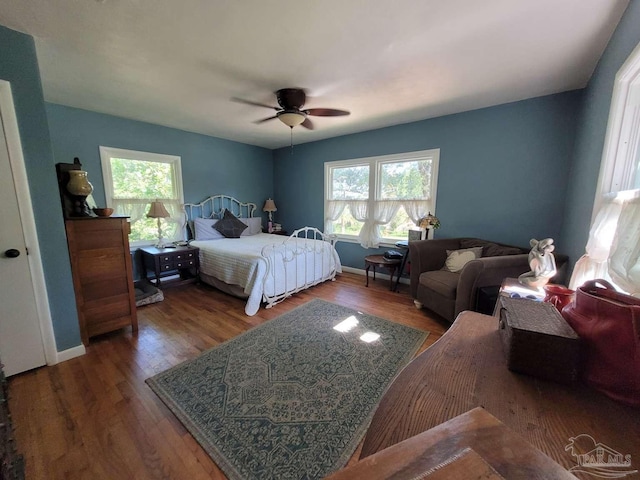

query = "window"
[100,147,184,246]
[570,41,640,295]
[325,149,439,248]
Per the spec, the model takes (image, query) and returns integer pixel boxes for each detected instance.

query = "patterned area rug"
[146,299,428,480]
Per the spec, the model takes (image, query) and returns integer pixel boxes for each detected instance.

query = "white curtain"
[360,200,400,248]
[324,200,347,233]
[113,198,185,242]
[325,200,370,245]
[403,200,431,224]
[325,199,433,248]
[346,201,370,248]
[570,189,640,296]
[609,191,640,294]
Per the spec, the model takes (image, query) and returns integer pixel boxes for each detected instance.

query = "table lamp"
[147,200,171,248]
[263,198,277,233]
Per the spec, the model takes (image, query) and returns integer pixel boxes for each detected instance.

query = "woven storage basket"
[498,296,580,384]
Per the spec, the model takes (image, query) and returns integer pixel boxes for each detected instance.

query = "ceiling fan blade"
[231,97,280,111]
[254,115,279,124]
[301,117,314,130]
[304,108,350,117]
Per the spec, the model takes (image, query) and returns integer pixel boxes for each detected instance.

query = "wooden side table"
[364,254,401,291]
[359,311,640,472]
[328,407,577,479]
[138,245,199,287]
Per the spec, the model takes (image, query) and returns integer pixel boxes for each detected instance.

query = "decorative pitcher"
[67,170,93,197]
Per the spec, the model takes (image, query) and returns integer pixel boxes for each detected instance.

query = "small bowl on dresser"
[92,207,114,217]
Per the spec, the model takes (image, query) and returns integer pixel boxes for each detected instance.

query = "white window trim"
[593,40,640,213]
[324,149,440,246]
[99,146,184,247]
[570,40,640,295]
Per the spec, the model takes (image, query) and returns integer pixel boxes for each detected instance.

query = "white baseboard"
[341,265,363,275]
[340,266,410,285]
[54,344,86,364]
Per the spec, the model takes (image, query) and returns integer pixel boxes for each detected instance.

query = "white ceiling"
[0,0,630,149]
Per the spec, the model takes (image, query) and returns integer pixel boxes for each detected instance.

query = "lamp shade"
[147,200,170,218]
[263,198,277,213]
[277,112,306,127]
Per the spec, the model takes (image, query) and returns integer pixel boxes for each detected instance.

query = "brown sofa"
[409,238,568,322]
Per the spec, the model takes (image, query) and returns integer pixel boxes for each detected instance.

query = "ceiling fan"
[232,88,350,130]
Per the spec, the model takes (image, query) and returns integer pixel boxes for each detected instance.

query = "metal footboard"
[261,227,338,308]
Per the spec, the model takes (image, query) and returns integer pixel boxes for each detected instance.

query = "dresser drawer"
[175,251,195,261]
[175,259,195,269]
[158,254,175,267]
[160,262,175,272]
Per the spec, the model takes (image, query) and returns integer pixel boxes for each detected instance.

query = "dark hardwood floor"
[8,272,449,479]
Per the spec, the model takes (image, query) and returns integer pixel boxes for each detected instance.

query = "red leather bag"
[562,279,640,407]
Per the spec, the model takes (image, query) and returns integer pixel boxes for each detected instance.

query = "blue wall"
[560,1,640,266]
[46,104,274,210]
[46,105,274,284]
[273,92,581,269]
[0,26,81,350]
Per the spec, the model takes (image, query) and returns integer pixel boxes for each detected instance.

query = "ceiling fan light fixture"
[277,111,306,128]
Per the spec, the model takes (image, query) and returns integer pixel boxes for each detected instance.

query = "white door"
[0,94,47,376]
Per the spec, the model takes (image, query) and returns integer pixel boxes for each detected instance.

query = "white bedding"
[191,233,341,315]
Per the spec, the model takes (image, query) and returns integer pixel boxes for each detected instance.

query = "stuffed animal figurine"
[518,238,557,288]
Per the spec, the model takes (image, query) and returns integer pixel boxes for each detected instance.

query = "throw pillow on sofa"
[459,239,522,257]
[443,247,483,273]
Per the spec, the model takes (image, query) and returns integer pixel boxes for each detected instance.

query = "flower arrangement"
[418,212,440,229]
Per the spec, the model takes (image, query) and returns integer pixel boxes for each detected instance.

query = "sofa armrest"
[472,254,531,287]
[454,254,531,316]
[409,239,461,298]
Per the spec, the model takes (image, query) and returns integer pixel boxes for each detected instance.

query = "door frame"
[0,79,58,366]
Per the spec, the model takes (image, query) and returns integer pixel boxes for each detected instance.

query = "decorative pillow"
[459,239,523,257]
[214,209,248,238]
[459,239,486,253]
[482,243,523,257]
[443,247,483,273]
[193,218,225,240]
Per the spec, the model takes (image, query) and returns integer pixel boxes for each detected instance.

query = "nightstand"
[138,245,199,287]
[269,230,288,236]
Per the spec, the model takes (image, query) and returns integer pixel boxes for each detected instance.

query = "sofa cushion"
[443,247,483,273]
[419,270,459,299]
[460,239,523,257]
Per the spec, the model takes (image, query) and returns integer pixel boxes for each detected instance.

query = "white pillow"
[443,247,483,273]
[240,217,262,236]
[194,218,225,240]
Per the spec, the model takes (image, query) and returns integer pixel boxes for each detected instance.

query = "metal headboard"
[184,194,257,221]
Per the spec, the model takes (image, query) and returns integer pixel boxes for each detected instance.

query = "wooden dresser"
[65,217,138,345]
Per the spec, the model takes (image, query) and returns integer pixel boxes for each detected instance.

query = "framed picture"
[408,228,427,242]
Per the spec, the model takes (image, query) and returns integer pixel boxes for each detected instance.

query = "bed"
[185,195,342,315]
